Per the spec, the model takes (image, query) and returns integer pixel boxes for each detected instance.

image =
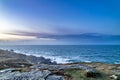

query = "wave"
[0,45,120,64]
[7,49,70,64]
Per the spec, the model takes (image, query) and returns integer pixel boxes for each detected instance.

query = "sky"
[0,0,120,45]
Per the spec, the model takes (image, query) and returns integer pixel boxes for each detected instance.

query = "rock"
[27,55,57,65]
[117,75,120,80]
[46,75,64,80]
[110,75,118,80]
[0,49,57,65]
[10,49,14,52]
[85,71,101,78]
[0,69,51,80]
[31,64,96,72]
[0,68,15,73]
[0,68,65,80]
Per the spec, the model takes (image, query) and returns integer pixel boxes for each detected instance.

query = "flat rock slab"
[31,64,96,72]
[0,69,51,80]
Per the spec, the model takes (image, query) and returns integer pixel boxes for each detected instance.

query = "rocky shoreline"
[0,49,120,80]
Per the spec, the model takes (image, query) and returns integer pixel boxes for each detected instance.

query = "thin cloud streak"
[5,31,120,43]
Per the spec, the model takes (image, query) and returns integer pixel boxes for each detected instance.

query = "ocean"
[0,45,120,64]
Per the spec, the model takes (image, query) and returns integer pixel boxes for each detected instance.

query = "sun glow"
[0,19,36,40]
[0,33,36,40]
[0,11,36,41]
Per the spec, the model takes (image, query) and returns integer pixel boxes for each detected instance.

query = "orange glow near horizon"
[0,33,36,41]
[0,14,36,41]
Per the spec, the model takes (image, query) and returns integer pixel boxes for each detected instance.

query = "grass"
[64,68,110,80]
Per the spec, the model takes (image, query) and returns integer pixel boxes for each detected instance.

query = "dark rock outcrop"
[0,49,57,66]
[85,71,102,78]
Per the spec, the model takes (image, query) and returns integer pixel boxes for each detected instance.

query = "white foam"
[114,62,120,64]
[84,61,92,63]
[12,50,70,64]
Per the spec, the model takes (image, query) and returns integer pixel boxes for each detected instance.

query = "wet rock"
[10,49,14,52]
[27,55,57,65]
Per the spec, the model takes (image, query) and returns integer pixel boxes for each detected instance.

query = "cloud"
[0,33,36,41]
[5,31,120,43]
[0,1,119,44]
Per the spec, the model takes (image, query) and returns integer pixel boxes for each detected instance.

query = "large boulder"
[46,75,64,80]
[85,71,101,78]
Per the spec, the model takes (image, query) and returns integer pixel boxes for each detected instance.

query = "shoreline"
[0,48,120,65]
[0,48,120,80]
[0,48,119,65]
[0,48,70,64]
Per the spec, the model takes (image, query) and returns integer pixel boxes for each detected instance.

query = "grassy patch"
[64,68,110,80]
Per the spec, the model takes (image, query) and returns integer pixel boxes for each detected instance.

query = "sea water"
[0,45,120,64]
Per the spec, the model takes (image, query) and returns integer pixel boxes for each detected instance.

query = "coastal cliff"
[0,49,120,80]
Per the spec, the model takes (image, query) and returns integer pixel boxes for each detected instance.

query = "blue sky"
[0,0,120,45]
